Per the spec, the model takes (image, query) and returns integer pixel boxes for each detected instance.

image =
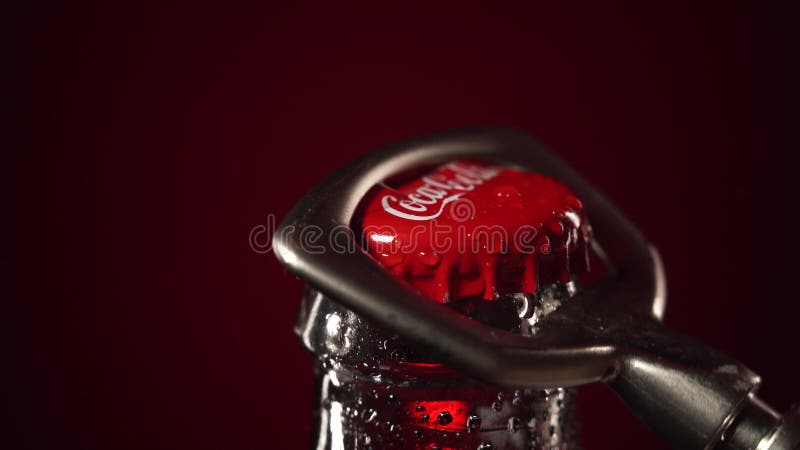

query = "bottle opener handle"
[273,127,800,449]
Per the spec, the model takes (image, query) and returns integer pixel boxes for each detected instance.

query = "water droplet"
[491,401,502,411]
[390,349,407,363]
[417,251,441,267]
[467,414,482,432]
[512,389,523,406]
[508,416,522,433]
[416,405,426,412]
[548,218,565,236]
[437,411,453,425]
[419,413,430,423]
[478,442,493,450]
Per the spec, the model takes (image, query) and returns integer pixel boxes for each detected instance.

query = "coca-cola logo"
[381,163,500,221]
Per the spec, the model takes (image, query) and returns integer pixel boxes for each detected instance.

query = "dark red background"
[7,2,798,449]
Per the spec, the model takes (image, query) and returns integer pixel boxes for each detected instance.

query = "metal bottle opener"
[273,128,800,449]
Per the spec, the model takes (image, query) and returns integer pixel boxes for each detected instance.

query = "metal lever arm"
[538,279,800,450]
[609,328,763,450]
[608,322,800,450]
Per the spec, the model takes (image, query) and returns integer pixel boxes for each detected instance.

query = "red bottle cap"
[355,161,591,303]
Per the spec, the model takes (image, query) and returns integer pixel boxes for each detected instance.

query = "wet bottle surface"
[298,287,580,450]
[293,161,593,449]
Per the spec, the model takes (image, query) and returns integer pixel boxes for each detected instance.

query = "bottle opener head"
[273,127,665,387]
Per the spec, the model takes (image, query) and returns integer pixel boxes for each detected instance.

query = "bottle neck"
[297,287,581,449]
[311,361,577,450]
